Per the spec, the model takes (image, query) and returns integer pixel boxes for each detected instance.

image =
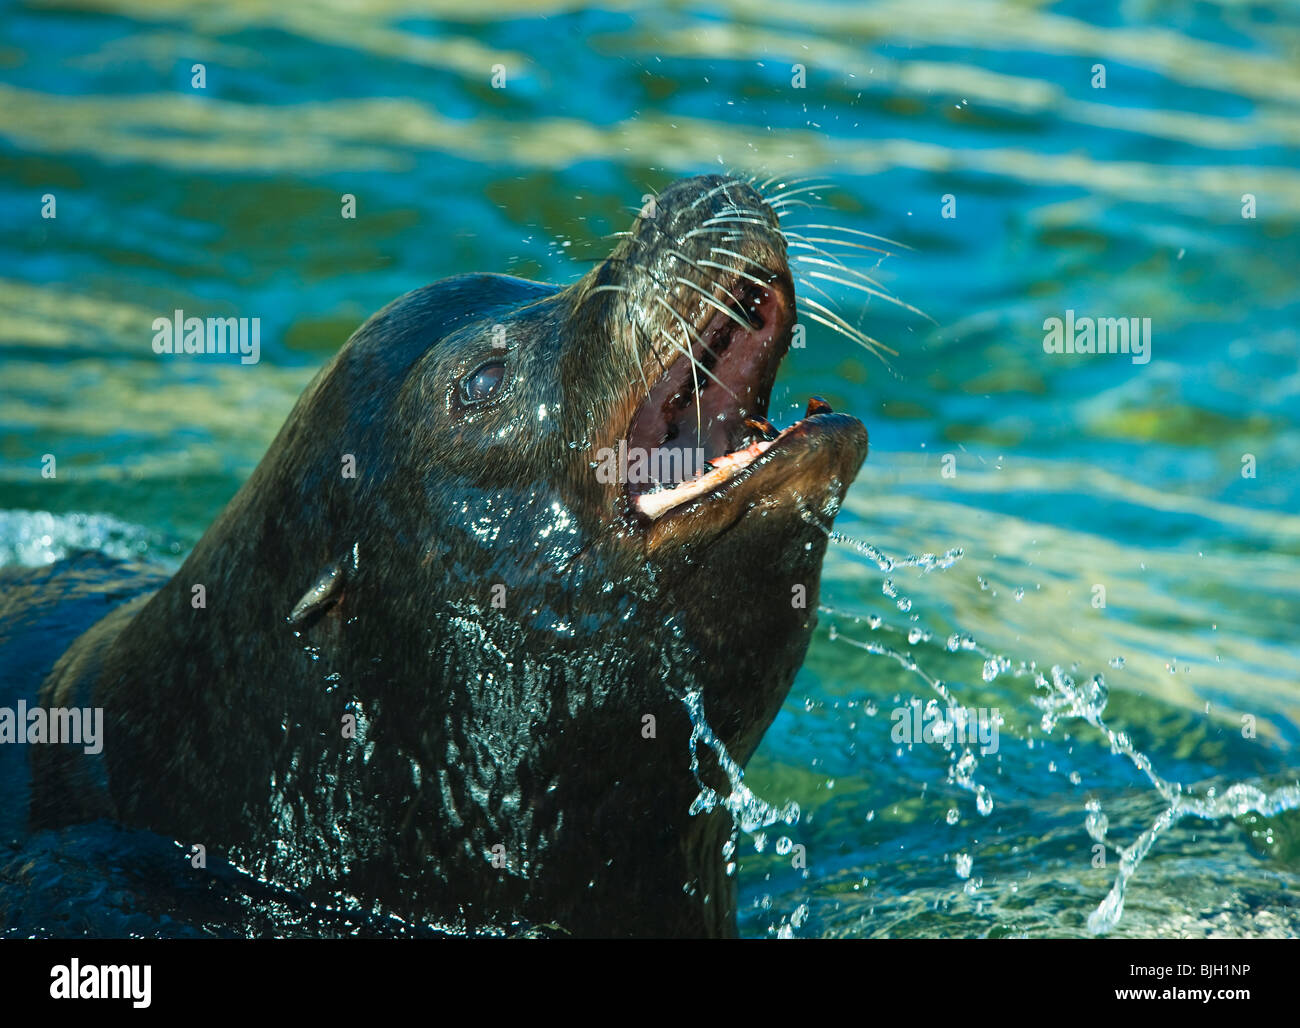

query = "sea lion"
[21,174,868,937]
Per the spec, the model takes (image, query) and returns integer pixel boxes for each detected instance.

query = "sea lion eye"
[461,361,505,404]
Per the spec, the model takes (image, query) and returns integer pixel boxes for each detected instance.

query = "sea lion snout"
[560,174,868,545]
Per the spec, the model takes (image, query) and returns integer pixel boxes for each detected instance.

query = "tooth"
[743,416,777,439]
[806,396,832,417]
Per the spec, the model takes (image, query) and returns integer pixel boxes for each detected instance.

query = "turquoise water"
[1,0,1298,937]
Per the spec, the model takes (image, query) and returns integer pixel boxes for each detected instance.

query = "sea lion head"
[314,174,868,753]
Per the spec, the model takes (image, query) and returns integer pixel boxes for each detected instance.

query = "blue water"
[1,0,1298,937]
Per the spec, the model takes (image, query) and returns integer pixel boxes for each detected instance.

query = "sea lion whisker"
[767,198,819,213]
[763,184,830,205]
[756,174,824,195]
[594,283,657,394]
[664,250,751,316]
[573,282,631,316]
[614,235,748,358]
[801,306,895,363]
[801,267,891,300]
[713,205,770,221]
[799,266,935,323]
[701,215,776,231]
[787,244,921,321]
[653,299,742,402]
[682,226,751,241]
[793,223,912,251]
[797,279,895,351]
[689,178,751,210]
[785,233,897,257]
[709,245,777,277]
[784,237,861,270]
[655,321,704,445]
[788,248,926,320]
[633,321,672,381]
[615,234,752,343]
[697,258,771,291]
[790,250,904,296]
[796,273,845,313]
[630,206,755,294]
[577,279,660,398]
[627,332,656,420]
[673,276,755,332]
[799,296,899,360]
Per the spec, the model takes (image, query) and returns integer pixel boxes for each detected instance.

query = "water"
[2,0,1298,937]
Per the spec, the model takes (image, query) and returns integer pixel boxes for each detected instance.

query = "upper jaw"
[615,262,868,533]
[622,266,795,512]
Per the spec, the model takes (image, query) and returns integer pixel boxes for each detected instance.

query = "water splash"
[1033,664,1300,934]
[827,617,996,818]
[826,527,964,574]
[682,688,800,834]
[680,686,803,928]
[822,533,1300,935]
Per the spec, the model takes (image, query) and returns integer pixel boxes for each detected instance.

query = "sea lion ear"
[287,544,359,628]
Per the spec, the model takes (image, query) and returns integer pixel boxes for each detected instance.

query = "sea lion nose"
[690,177,780,229]
[636,175,782,244]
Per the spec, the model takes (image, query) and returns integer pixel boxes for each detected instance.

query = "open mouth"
[626,270,840,521]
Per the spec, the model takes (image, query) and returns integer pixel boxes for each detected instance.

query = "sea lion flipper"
[288,565,344,627]
[288,545,358,627]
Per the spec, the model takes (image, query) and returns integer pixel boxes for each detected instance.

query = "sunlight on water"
[0,509,172,567]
